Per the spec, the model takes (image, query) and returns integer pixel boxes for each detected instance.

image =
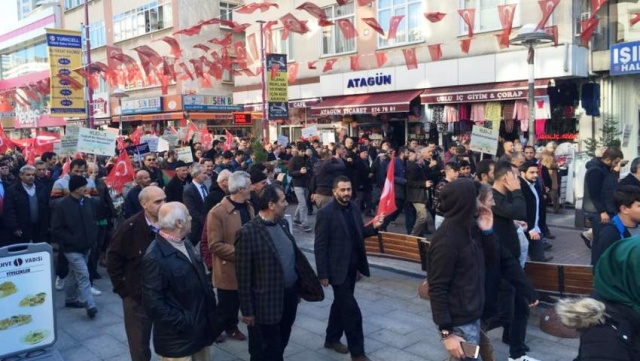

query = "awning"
[420,80,549,104]
[309,90,423,116]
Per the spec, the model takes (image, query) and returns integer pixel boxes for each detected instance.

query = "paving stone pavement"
[49,204,583,360]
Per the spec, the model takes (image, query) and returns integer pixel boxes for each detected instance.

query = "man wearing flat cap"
[165,160,190,203]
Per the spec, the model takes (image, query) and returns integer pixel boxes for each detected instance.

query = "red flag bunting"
[376,52,388,67]
[498,4,517,47]
[631,12,640,26]
[105,151,135,194]
[247,33,259,62]
[460,38,472,54]
[402,48,418,69]
[323,59,337,72]
[495,33,510,49]
[280,13,310,35]
[590,0,608,20]
[178,62,195,81]
[296,2,328,20]
[155,37,182,59]
[318,19,334,27]
[377,154,397,216]
[288,62,299,84]
[193,44,210,52]
[0,124,15,154]
[424,12,446,23]
[308,61,318,69]
[544,25,559,47]
[458,9,476,38]
[233,41,248,69]
[357,0,373,6]
[208,33,233,47]
[362,18,385,36]
[350,56,360,71]
[580,17,599,47]
[336,18,358,39]
[224,130,233,151]
[174,24,204,36]
[132,45,163,67]
[535,0,560,31]
[387,15,404,40]
[236,2,278,14]
[428,44,442,61]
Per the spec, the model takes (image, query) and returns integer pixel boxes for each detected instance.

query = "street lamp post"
[257,20,268,143]
[112,87,129,136]
[510,24,553,146]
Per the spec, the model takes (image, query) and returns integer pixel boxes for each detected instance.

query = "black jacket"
[312,158,346,196]
[592,221,631,266]
[142,165,165,188]
[3,183,50,244]
[583,159,614,214]
[519,177,544,238]
[204,182,227,214]
[288,155,311,188]
[123,185,143,219]
[165,176,189,203]
[94,177,116,221]
[142,235,219,358]
[428,179,493,330]
[51,195,98,253]
[353,157,372,192]
[183,182,207,245]
[492,189,527,259]
[620,174,640,188]
[314,199,377,286]
[405,161,428,204]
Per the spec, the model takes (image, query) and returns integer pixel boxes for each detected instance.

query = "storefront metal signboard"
[266,54,289,120]
[182,95,244,112]
[121,97,162,115]
[611,40,640,76]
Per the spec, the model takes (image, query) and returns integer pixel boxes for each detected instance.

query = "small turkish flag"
[236,2,278,14]
[428,44,442,61]
[544,25,559,47]
[208,33,233,47]
[350,56,360,71]
[336,18,358,39]
[270,64,280,80]
[184,122,199,142]
[296,2,329,20]
[155,36,182,59]
[377,154,397,216]
[281,13,310,35]
[535,0,560,30]
[200,126,213,151]
[247,33,259,62]
[387,15,404,40]
[424,12,446,23]
[105,151,135,195]
[224,130,234,151]
[362,18,385,36]
[458,8,476,38]
[376,52,388,67]
[498,4,517,35]
[0,124,15,154]
[308,61,318,69]
[323,59,337,72]
[631,12,640,26]
[460,38,472,54]
[288,62,299,84]
[402,48,418,70]
[193,43,210,52]
[357,0,373,6]
[130,126,143,145]
[580,17,599,47]
[495,33,510,49]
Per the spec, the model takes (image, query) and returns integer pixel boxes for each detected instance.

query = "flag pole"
[257,20,268,144]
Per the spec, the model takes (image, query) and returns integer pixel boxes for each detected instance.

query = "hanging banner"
[46,29,86,117]
[266,53,289,120]
[76,128,117,156]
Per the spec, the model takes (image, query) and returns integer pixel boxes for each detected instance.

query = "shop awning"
[309,90,423,116]
[420,79,549,104]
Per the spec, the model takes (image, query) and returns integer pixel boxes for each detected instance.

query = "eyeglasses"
[146,158,157,162]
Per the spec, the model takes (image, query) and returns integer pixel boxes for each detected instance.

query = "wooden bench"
[364,232,429,266]
[524,261,593,299]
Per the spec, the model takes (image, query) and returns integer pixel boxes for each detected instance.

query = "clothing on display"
[535,95,551,120]
[444,105,459,123]
[485,102,501,121]
[581,82,601,116]
[470,103,486,123]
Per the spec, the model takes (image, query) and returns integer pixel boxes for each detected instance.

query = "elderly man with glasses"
[141,153,165,189]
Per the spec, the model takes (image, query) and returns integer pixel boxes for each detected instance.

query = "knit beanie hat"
[249,167,267,184]
[68,175,88,193]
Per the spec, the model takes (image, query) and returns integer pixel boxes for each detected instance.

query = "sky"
[0,0,19,34]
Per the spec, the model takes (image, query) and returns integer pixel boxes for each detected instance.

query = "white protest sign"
[162,133,180,146]
[157,137,170,152]
[469,126,500,155]
[301,125,318,139]
[76,128,117,156]
[322,132,335,145]
[140,135,159,152]
[60,126,80,155]
[175,147,194,163]
[52,141,61,155]
[277,135,289,146]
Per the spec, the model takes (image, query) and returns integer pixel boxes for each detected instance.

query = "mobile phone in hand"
[460,342,480,359]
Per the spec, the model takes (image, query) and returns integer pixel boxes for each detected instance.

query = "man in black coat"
[141,153,165,188]
[142,202,220,360]
[314,176,383,361]
[2,165,49,246]
[519,161,552,263]
[288,144,312,232]
[165,161,190,203]
[107,186,165,361]
[34,160,54,197]
[183,163,209,246]
[123,170,151,219]
[204,169,231,214]
[236,185,323,361]
[354,147,374,217]
[619,157,640,188]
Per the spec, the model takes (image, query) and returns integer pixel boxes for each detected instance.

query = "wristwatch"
[440,329,451,340]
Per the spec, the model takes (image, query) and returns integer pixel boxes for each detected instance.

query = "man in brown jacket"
[207,171,254,343]
[107,186,165,361]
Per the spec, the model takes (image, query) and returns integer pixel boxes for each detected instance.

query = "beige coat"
[206,197,254,290]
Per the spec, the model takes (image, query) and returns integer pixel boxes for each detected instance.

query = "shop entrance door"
[388,120,406,147]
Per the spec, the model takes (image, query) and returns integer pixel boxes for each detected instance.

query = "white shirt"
[525,179,541,233]
[192,180,207,200]
[22,183,36,196]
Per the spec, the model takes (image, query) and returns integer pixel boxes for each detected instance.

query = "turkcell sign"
[121,97,162,114]
[611,41,640,76]
[182,95,244,112]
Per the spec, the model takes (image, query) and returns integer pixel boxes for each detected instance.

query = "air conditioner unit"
[575,12,602,36]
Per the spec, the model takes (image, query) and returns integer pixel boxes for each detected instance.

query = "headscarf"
[594,236,640,315]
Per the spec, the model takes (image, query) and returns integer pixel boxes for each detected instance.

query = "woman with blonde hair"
[540,152,561,213]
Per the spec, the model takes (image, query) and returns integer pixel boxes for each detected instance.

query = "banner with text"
[46,29,86,117]
[77,128,117,156]
[469,126,499,155]
[266,53,288,120]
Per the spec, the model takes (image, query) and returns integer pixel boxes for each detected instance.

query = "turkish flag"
[105,151,135,195]
[270,64,280,80]
[336,18,358,39]
[544,25,558,46]
[323,59,337,72]
[495,32,510,49]
[34,131,60,155]
[296,2,329,20]
[130,126,143,145]
[458,9,476,38]
[193,44,210,52]
[233,41,248,69]
[357,0,373,6]
[580,17,599,47]
[402,48,418,70]
[498,4,517,36]
[350,56,360,71]
[174,24,204,36]
[460,38,472,54]
[387,15,404,40]
[155,36,182,59]
[200,126,213,150]
[590,0,607,20]
[424,12,446,23]
[288,62,299,84]
[308,61,318,69]
[247,33,259,62]
[132,45,163,67]
[428,44,442,61]
[377,154,397,216]
[209,33,233,47]
[376,52,388,67]
[280,13,310,35]
[0,124,15,154]
[362,18,385,36]
[631,12,640,26]
[535,0,560,30]
[74,68,100,90]
[236,2,278,14]
[319,19,334,27]
[224,129,234,151]
[184,122,200,142]
[178,62,195,81]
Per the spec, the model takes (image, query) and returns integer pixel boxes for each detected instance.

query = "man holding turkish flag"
[105,151,135,195]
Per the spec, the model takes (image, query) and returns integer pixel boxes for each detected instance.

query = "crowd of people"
[0,130,638,361]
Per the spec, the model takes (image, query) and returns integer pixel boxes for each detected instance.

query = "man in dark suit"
[3,165,49,246]
[140,153,165,188]
[236,185,323,361]
[183,163,209,246]
[314,176,384,361]
[123,170,151,219]
[519,161,552,262]
[165,161,190,203]
[107,186,165,361]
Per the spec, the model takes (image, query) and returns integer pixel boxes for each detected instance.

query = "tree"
[250,138,268,163]
[583,114,622,156]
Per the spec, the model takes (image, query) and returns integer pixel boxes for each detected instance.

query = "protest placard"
[126,143,151,162]
[301,125,318,139]
[140,135,159,152]
[176,147,194,163]
[321,132,335,145]
[77,128,117,156]
[162,133,180,146]
[277,135,289,146]
[469,126,500,155]
[157,138,170,152]
[59,125,80,155]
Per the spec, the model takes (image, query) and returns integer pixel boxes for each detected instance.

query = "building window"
[220,2,236,22]
[113,2,173,42]
[322,2,355,56]
[64,0,83,11]
[89,21,106,48]
[1,42,48,80]
[459,0,520,35]
[377,0,423,48]
[223,62,239,83]
[271,29,294,60]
